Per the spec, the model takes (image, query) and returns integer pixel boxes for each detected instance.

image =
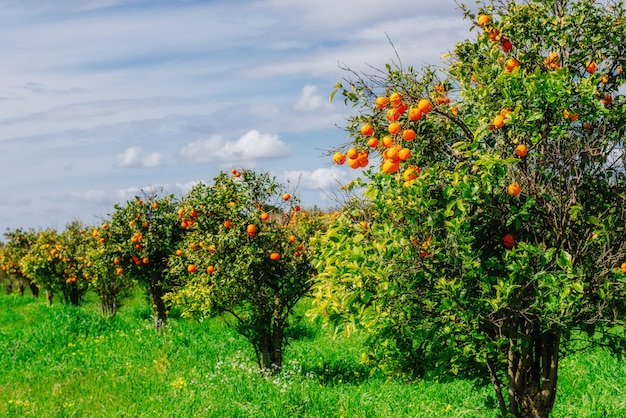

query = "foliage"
[0,228,37,296]
[314,1,626,417]
[98,192,184,328]
[165,170,318,371]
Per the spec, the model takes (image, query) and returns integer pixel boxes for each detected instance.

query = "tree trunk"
[29,281,39,298]
[46,290,54,305]
[150,282,167,331]
[506,330,560,418]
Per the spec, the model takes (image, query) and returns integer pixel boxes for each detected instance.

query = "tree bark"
[150,282,167,331]
[505,330,560,418]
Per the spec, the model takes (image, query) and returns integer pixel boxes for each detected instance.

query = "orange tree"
[100,192,184,329]
[313,1,626,417]
[20,229,65,304]
[165,170,317,372]
[0,228,38,296]
[56,221,91,306]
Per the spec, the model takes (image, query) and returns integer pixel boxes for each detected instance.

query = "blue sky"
[0,0,467,231]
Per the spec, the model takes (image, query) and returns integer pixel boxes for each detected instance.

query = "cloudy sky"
[0,0,468,232]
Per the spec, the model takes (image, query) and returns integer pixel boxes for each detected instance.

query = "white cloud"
[180,130,290,164]
[116,146,163,168]
[294,85,329,111]
[282,167,350,190]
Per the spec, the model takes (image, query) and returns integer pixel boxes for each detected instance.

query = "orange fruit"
[177,208,185,217]
[505,58,519,72]
[381,135,394,148]
[360,124,374,136]
[501,38,513,53]
[333,152,346,165]
[586,61,596,73]
[260,212,269,221]
[152,202,159,209]
[247,224,257,237]
[477,14,490,27]
[382,160,400,174]
[493,114,505,128]
[282,193,290,201]
[515,144,528,158]
[223,220,233,228]
[288,235,296,243]
[113,257,121,265]
[507,183,521,197]
[187,264,197,273]
[388,122,402,135]
[375,96,389,109]
[116,267,123,275]
[544,52,560,70]
[189,209,198,218]
[402,129,416,141]
[417,99,432,114]
[207,265,215,274]
[389,92,403,107]
[346,148,359,159]
[386,145,401,162]
[398,148,411,161]
[385,107,400,121]
[403,165,420,182]
[176,249,183,256]
[621,262,626,274]
[503,234,516,249]
[269,252,281,261]
[408,107,422,121]
[367,137,379,148]
[347,158,360,169]
[142,257,149,264]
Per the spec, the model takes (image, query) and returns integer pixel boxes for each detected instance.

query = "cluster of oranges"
[333,91,434,179]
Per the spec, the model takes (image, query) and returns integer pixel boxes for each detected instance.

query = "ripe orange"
[359,221,368,229]
[501,38,513,53]
[282,193,290,201]
[333,152,346,165]
[387,122,402,135]
[207,265,215,274]
[142,257,149,264]
[176,249,183,256]
[507,183,521,197]
[187,264,197,273]
[247,224,257,237]
[113,257,121,265]
[503,234,516,249]
[381,135,394,148]
[398,148,411,161]
[347,158,360,169]
[417,99,432,114]
[621,262,626,274]
[102,223,108,229]
[382,160,400,174]
[288,235,296,243]
[116,267,124,275]
[360,124,374,136]
[505,58,519,72]
[177,208,185,217]
[269,252,281,261]
[385,107,400,121]
[375,96,389,109]
[189,209,198,218]
[515,144,528,158]
[477,14,490,27]
[403,165,420,182]
[493,114,505,128]
[223,220,233,228]
[408,107,422,121]
[152,202,159,209]
[367,137,379,148]
[232,169,241,177]
[260,212,270,221]
[346,148,359,159]
[402,129,416,141]
[586,60,596,73]
[294,205,300,211]
[389,92,403,107]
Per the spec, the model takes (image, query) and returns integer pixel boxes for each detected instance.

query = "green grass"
[0,290,624,417]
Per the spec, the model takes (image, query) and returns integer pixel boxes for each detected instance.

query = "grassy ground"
[0,289,624,417]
